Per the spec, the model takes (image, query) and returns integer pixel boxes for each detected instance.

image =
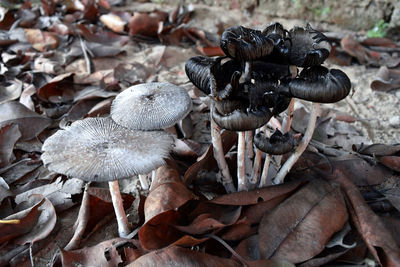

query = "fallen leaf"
[329,170,400,265]
[145,160,196,222]
[0,124,21,168]
[1,194,56,245]
[36,72,75,103]
[370,66,400,92]
[24,29,59,52]
[258,179,348,263]
[100,13,127,33]
[353,143,400,156]
[61,238,143,267]
[340,35,381,66]
[0,101,51,140]
[128,245,241,267]
[379,156,400,172]
[0,79,22,104]
[128,11,166,37]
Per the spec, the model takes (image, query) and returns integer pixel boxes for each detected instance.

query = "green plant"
[367,19,389,38]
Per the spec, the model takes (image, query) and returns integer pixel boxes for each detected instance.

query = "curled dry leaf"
[37,72,75,103]
[0,79,22,104]
[258,179,348,263]
[24,29,59,52]
[145,160,196,222]
[370,66,400,92]
[0,124,21,168]
[353,143,400,156]
[340,35,381,66]
[61,238,143,267]
[329,170,400,265]
[1,194,56,245]
[128,245,241,267]
[0,101,51,141]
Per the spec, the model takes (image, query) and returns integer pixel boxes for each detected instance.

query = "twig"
[210,104,236,193]
[29,244,34,267]
[64,183,91,251]
[273,102,320,184]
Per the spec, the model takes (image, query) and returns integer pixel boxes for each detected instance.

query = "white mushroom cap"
[41,117,174,181]
[110,82,192,130]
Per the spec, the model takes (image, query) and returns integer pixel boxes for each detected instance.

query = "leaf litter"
[0,0,400,266]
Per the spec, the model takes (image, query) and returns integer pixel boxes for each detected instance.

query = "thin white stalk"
[250,126,267,185]
[108,181,130,237]
[244,130,254,185]
[259,154,272,188]
[210,108,235,193]
[237,131,246,191]
[259,128,272,188]
[276,98,295,166]
[138,174,149,190]
[273,102,320,184]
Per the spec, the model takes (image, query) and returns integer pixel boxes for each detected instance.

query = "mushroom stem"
[108,181,130,237]
[237,131,247,191]
[244,61,252,83]
[138,174,149,190]
[210,107,236,193]
[275,98,295,167]
[244,130,254,185]
[273,102,320,184]
[259,128,272,187]
[250,126,267,185]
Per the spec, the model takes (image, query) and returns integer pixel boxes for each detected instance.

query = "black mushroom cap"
[41,117,174,181]
[282,65,351,103]
[220,26,274,61]
[288,23,331,67]
[185,56,241,100]
[251,61,292,82]
[254,129,296,155]
[212,103,272,131]
[261,22,291,62]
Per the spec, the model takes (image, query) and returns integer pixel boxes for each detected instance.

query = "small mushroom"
[284,66,351,103]
[111,82,192,130]
[220,26,274,62]
[261,22,291,63]
[185,56,241,100]
[254,129,296,155]
[288,23,331,67]
[42,117,174,237]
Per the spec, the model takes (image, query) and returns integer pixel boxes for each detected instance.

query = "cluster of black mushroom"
[185,22,351,192]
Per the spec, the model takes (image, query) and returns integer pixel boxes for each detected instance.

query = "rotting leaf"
[353,143,400,157]
[258,179,348,263]
[127,245,241,267]
[0,123,21,168]
[0,101,51,140]
[61,238,143,267]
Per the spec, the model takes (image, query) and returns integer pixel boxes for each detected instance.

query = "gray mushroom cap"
[111,82,192,130]
[41,117,174,182]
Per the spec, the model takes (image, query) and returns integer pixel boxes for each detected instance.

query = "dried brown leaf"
[371,66,400,91]
[259,179,348,263]
[100,13,126,33]
[0,79,22,104]
[24,29,59,52]
[329,170,400,265]
[0,124,21,168]
[0,101,51,140]
[61,238,143,267]
[128,245,241,267]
